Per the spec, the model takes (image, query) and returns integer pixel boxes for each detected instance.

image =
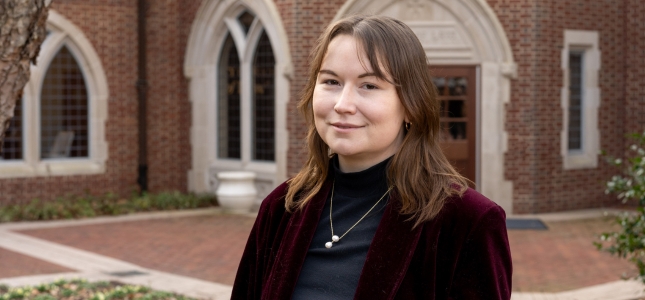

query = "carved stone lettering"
[408,24,468,49]
[401,0,433,21]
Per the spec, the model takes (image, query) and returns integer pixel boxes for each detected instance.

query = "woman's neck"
[332,155,392,198]
[337,153,395,173]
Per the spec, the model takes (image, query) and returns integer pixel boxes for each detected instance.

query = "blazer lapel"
[262,180,331,299]
[354,193,423,300]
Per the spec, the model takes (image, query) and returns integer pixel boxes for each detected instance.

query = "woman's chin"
[329,147,357,157]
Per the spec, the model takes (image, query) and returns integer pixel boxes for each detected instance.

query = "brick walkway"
[0,210,638,293]
[508,217,636,292]
[12,213,256,286]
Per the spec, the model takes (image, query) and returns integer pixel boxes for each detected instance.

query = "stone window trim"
[560,30,601,170]
[0,10,109,178]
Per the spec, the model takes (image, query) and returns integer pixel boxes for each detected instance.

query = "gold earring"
[405,122,411,130]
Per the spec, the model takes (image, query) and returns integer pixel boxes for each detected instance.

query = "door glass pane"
[440,122,467,141]
[438,76,468,141]
[433,77,446,95]
[447,100,465,118]
[449,77,467,96]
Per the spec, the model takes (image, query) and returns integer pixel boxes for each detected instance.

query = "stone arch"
[184,0,292,198]
[335,0,516,213]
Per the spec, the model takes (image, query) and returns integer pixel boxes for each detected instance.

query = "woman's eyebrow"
[319,69,337,76]
[358,72,377,78]
[319,69,377,79]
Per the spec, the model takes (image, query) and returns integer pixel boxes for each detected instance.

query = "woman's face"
[313,34,407,172]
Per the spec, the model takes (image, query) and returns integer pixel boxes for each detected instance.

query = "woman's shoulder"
[439,187,506,225]
[249,181,292,230]
[455,188,503,212]
[258,180,291,213]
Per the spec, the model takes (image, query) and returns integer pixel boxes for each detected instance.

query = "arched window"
[0,10,108,178]
[186,0,291,196]
[40,46,89,159]
[216,10,276,163]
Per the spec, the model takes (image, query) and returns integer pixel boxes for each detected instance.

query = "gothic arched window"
[0,10,108,177]
[40,46,89,159]
[217,11,275,163]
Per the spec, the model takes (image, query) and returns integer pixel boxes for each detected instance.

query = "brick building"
[1,0,643,214]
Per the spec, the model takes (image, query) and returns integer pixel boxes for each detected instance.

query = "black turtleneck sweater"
[292,156,392,299]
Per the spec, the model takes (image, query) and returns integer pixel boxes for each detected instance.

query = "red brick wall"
[0,1,140,203]
[488,0,632,213]
[143,0,198,193]
[625,0,645,138]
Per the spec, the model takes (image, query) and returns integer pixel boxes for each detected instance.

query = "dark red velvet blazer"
[231,179,512,299]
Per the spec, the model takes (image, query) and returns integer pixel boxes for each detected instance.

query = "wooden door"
[430,66,477,185]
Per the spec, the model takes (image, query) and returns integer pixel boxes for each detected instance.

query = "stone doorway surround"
[334,0,517,213]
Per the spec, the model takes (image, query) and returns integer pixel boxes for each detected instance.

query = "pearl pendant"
[332,235,340,242]
[325,241,333,248]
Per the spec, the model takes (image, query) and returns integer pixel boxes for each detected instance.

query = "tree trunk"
[0,0,49,144]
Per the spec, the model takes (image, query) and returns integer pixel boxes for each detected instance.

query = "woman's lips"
[331,122,363,131]
[331,123,361,129]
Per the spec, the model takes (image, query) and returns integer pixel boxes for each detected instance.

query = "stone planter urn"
[215,171,257,213]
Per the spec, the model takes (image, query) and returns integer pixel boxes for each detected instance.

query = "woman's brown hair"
[286,15,468,227]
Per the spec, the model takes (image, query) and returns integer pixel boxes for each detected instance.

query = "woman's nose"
[333,86,357,114]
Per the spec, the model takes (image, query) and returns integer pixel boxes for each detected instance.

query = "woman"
[232,15,512,299]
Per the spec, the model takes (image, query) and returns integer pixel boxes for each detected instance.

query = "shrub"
[0,278,197,300]
[0,191,217,223]
[596,131,645,283]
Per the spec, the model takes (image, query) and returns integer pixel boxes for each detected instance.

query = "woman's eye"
[323,79,339,85]
[364,84,378,90]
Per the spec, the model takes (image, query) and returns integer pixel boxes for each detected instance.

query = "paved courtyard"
[0,208,643,299]
[508,217,637,292]
[14,213,255,286]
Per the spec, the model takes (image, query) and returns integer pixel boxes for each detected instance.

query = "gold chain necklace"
[325,181,394,249]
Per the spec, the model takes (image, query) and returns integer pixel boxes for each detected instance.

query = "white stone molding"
[184,0,291,197]
[334,0,516,213]
[0,10,109,178]
[560,30,601,170]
